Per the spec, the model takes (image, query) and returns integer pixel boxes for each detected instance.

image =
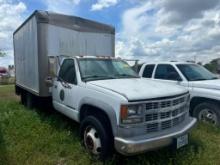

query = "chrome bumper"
[115,117,197,155]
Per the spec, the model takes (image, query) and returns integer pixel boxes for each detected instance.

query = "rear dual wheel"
[21,92,26,105]
[20,92,34,109]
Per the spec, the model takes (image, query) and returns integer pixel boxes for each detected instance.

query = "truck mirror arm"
[45,77,53,87]
[45,76,71,89]
[57,76,72,89]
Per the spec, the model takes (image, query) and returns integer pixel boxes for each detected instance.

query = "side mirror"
[45,77,53,87]
[45,56,58,87]
[48,57,57,78]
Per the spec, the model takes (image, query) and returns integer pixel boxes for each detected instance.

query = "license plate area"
[176,134,188,149]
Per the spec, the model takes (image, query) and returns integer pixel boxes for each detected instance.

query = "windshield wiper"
[211,77,218,80]
[191,78,207,81]
[82,75,115,81]
[191,77,219,81]
[115,73,140,78]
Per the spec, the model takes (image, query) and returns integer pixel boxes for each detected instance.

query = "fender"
[191,87,220,102]
[78,97,118,136]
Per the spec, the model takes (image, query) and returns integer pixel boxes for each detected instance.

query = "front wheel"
[80,116,113,160]
[193,102,220,126]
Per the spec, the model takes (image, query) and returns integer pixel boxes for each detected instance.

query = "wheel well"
[190,97,220,114]
[79,104,113,136]
[15,85,22,95]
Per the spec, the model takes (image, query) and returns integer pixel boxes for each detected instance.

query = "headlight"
[120,104,144,124]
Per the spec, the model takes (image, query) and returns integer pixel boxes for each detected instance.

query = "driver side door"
[52,59,79,121]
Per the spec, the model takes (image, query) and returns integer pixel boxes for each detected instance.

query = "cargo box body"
[13,10,115,97]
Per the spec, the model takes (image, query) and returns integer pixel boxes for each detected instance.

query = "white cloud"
[0,0,26,67]
[44,0,80,14]
[91,0,119,11]
[1,0,219,67]
[121,2,152,37]
[158,0,219,25]
[116,0,220,64]
[0,1,26,34]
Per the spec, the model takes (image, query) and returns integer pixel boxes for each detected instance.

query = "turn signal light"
[120,105,128,119]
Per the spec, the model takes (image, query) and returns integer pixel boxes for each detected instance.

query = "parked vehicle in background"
[14,11,196,159]
[0,66,15,85]
[8,65,15,77]
[139,62,220,126]
[0,67,8,77]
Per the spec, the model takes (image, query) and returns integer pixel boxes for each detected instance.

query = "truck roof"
[60,56,121,60]
[14,10,115,35]
[143,61,195,65]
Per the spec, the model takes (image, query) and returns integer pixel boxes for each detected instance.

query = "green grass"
[0,85,220,165]
[0,77,15,85]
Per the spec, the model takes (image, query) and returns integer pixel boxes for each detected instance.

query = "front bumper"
[114,117,197,155]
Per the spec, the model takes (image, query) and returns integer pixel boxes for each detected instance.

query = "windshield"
[176,64,218,81]
[78,58,139,81]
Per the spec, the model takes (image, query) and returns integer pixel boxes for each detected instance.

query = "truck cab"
[139,62,220,126]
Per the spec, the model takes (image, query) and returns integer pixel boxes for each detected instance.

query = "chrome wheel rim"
[84,126,101,155]
[199,109,218,125]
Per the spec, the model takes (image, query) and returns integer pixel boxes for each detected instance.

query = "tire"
[26,92,34,109]
[193,102,220,126]
[79,116,113,160]
[20,92,26,105]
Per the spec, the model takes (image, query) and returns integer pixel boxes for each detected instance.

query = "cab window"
[58,59,77,84]
[143,64,155,78]
[155,64,181,81]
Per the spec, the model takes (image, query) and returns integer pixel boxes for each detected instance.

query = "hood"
[88,78,187,101]
[190,79,220,90]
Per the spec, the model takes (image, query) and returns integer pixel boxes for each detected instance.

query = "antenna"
[194,55,197,63]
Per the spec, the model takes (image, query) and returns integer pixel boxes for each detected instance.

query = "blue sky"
[22,0,129,31]
[0,0,220,67]
[23,0,124,28]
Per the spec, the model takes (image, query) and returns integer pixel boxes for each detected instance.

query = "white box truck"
[14,11,196,160]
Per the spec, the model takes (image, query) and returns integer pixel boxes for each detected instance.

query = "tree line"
[0,50,6,57]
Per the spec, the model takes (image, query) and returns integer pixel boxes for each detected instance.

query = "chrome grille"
[161,101,171,108]
[145,113,158,121]
[160,112,171,119]
[147,123,159,133]
[146,102,159,110]
[145,94,189,133]
[161,120,172,130]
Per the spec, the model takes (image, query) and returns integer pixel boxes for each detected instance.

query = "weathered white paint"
[47,24,114,57]
[14,16,39,93]
[88,78,187,101]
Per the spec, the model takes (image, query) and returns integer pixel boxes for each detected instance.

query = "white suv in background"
[139,62,220,126]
